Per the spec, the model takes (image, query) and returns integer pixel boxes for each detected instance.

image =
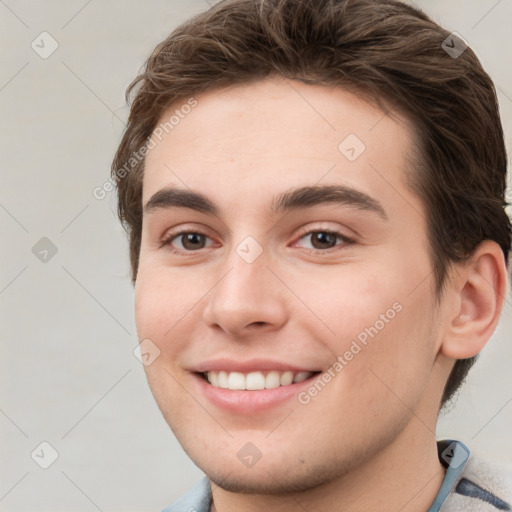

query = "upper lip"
[192,358,320,373]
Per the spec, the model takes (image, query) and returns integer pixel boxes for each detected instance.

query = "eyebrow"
[143,184,388,220]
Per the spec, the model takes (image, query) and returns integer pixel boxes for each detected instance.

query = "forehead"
[142,76,418,219]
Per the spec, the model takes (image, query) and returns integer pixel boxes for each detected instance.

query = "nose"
[201,245,288,339]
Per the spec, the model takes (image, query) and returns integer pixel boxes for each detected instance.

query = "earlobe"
[440,241,508,360]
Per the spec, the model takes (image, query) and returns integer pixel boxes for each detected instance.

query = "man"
[111,0,512,510]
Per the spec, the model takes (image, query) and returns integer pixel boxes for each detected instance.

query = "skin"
[134,76,507,511]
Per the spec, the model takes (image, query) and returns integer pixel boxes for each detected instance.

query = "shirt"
[161,440,512,511]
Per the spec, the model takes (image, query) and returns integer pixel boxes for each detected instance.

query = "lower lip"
[193,373,319,414]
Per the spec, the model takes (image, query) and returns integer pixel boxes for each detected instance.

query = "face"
[135,76,443,493]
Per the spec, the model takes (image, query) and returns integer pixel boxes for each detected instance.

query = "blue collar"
[428,439,470,511]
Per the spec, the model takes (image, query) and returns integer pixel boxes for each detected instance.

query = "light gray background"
[1,1,511,511]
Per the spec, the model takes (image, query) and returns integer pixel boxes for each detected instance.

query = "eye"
[160,228,354,255]
[161,230,214,253]
[294,229,354,253]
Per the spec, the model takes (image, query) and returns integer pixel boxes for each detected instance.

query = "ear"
[440,240,508,359]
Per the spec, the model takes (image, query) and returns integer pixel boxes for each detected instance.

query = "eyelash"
[160,227,355,255]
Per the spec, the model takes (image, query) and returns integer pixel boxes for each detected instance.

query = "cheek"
[306,265,401,346]
[311,261,436,398]
[134,265,194,356]
[134,269,200,424]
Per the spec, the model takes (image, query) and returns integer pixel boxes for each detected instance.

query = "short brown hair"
[111,0,510,407]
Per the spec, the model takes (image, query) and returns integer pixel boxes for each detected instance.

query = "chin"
[181,441,363,496]
[202,459,353,495]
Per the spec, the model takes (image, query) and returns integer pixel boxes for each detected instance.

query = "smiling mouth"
[200,370,321,390]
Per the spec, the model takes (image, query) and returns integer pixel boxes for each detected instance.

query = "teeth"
[292,371,311,383]
[205,370,314,390]
[246,372,265,390]
[218,371,228,389]
[209,371,219,387]
[227,372,245,390]
[266,371,281,389]
[280,371,294,386]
